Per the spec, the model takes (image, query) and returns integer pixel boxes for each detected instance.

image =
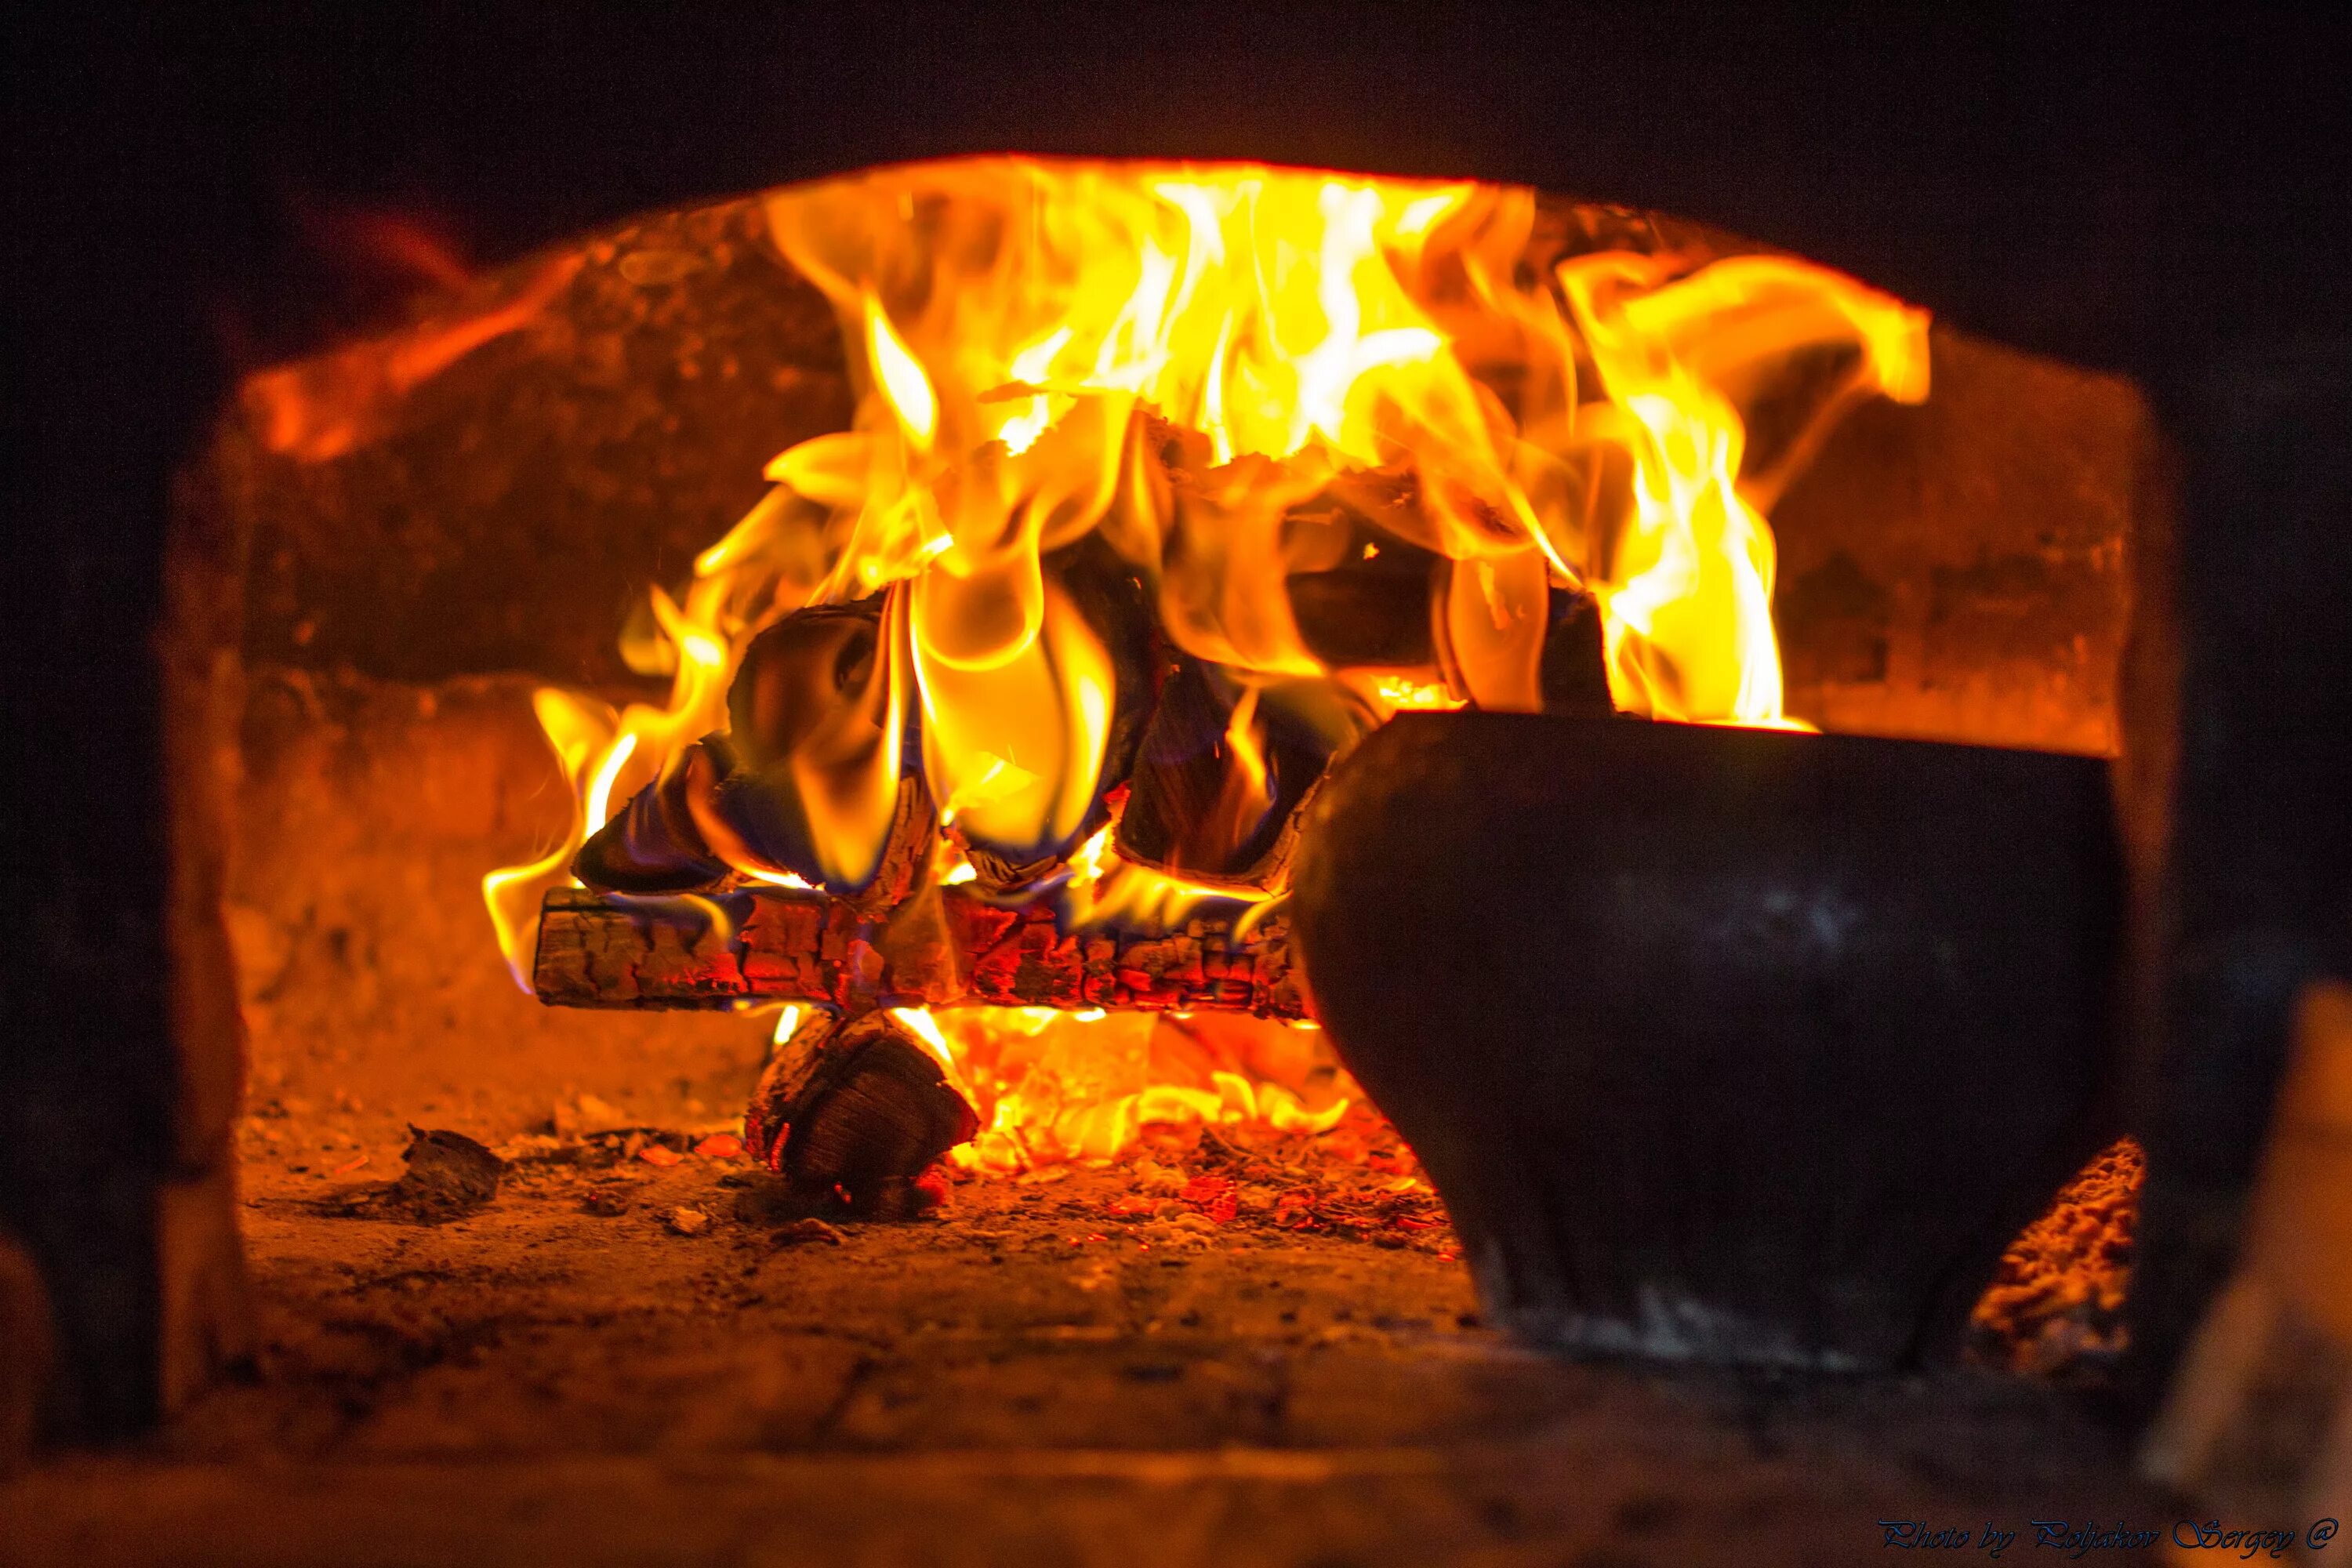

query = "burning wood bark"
[533,883,1303,1018]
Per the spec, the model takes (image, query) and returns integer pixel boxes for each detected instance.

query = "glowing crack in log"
[532,884,1305,1019]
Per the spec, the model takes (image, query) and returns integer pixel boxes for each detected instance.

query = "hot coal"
[1970,1138,2142,1379]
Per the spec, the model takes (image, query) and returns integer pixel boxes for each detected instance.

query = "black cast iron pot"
[1287,713,2124,1370]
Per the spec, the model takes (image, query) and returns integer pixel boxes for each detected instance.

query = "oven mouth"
[187,153,2157,1394]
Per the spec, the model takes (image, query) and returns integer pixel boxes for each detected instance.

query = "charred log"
[1280,481,1446,670]
[744,1011,977,1213]
[1113,660,1354,891]
[572,742,728,894]
[533,881,1304,1018]
[576,597,938,902]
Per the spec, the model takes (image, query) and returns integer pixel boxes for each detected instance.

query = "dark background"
[3,1,2347,1430]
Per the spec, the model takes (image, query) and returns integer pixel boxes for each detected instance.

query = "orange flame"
[486,156,1928,1167]
[245,254,580,463]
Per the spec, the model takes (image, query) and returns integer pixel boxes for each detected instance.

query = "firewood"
[954,535,1168,896]
[577,597,936,900]
[1279,480,1446,670]
[532,881,1305,1018]
[572,742,728,894]
[1112,659,1353,892]
[1537,588,1613,713]
[743,1010,977,1212]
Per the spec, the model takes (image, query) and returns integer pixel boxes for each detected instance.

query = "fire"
[485,156,1929,1168]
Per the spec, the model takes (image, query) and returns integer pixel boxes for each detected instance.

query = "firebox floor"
[3,1130,2168,1567]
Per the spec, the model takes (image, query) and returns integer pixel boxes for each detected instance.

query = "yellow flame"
[926,1005,1353,1174]
[1557,252,1928,723]
[866,299,938,450]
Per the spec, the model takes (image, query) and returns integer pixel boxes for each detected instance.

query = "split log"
[572,741,730,894]
[1112,659,1354,891]
[743,1011,977,1214]
[577,598,936,902]
[958,534,1167,895]
[533,881,1305,1018]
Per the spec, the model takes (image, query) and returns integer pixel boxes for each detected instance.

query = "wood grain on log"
[533,883,1304,1018]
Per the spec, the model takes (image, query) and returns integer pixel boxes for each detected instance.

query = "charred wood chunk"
[1115,659,1352,891]
[1539,588,1614,715]
[744,1011,976,1212]
[573,741,729,894]
[701,599,903,893]
[387,1127,504,1219]
[1281,499,1444,670]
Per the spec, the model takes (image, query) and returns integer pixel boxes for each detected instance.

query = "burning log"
[744,1010,978,1214]
[532,882,1305,1018]
[1279,472,1447,670]
[958,535,1167,895]
[578,599,934,902]
[1289,710,2124,1372]
[1112,659,1361,893]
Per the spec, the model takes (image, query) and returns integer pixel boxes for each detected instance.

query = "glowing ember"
[1970,1137,2143,1377]
[485,157,1929,1171]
